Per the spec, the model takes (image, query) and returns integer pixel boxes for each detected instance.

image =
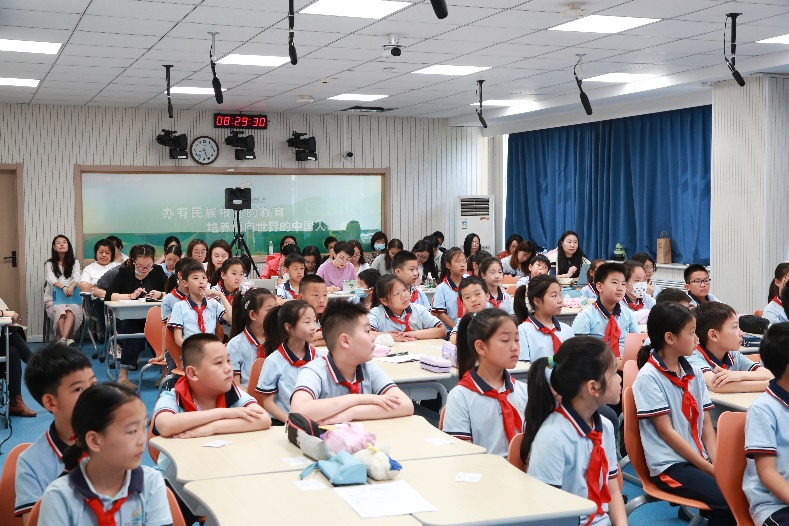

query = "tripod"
[229,209,260,278]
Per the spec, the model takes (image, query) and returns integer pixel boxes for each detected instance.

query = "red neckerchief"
[594,301,622,356]
[648,353,704,455]
[171,287,186,301]
[526,315,562,353]
[555,405,611,525]
[587,283,597,295]
[457,369,522,442]
[694,344,731,370]
[324,355,362,394]
[173,376,229,412]
[189,297,208,333]
[217,280,238,303]
[443,276,464,317]
[85,496,129,526]
[384,306,412,332]
[410,286,420,304]
[284,281,298,299]
[487,286,504,308]
[772,296,783,307]
[623,295,643,311]
[245,327,265,359]
[278,341,316,367]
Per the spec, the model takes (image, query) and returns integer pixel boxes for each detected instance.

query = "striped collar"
[466,366,515,394]
[382,305,413,319]
[594,300,621,318]
[526,314,561,331]
[695,344,732,369]
[69,461,143,500]
[171,288,186,301]
[650,350,694,379]
[555,402,603,437]
[767,379,789,408]
[46,421,70,460]
[279,341,316,366]
[186,296,208,308]
[324,354,364,386]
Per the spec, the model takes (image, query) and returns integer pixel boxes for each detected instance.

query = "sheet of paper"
[201,440,231,448]
[334,480,436,519]
[455,472,482,483]
[424,437,454,446]
[294,479,327,491]
[282,456,312,467]
[376,354,422,363]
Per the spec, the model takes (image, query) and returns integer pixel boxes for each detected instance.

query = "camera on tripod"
[224,187,251,211]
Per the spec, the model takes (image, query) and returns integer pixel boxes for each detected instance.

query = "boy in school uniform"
[392,250,431,309]
[743,323,789,526]
[449,276,488,344]
[15,343,97,522]
[516,254,550,288]
[168,263,232,346]
[290,300,414,424]
[684,264,719,308]
[688,301,772,393]
[572,262,640,369]
[276,253,306,303]
[299,274,328,347]
[316,241,358,290]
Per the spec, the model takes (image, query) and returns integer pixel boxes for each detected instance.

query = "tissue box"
[420,355,452,374]
[441,342,457,367]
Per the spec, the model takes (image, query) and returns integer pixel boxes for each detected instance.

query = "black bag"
[739,315,769,335]
[286,413,322,446]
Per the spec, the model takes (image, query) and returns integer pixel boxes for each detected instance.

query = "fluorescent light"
[301,0,410,19]
[757,34,789,45]
[169,87,226,95]
[470,99,532,106]
[0,77,39,87]
[328,94,388,101]
[0,38,61,55]
[218,54,290,67]
[413,65,491,76]
[585,73,656,83]
[549,15,659,34]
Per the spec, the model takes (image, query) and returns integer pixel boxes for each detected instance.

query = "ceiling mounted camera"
[382,33,402,57]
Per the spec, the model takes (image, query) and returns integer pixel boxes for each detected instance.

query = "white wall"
[0,103,486,337]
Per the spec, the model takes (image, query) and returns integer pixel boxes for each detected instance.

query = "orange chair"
[623,333,648,364]
[25,500,41,526]
[715,412,754,526]
[623,360,639,391]
[506,285,519,297]
[161,329,185,394]
[507,433,525,471]
[246,358,266,406]
[0,443,32,526]
[623,387,710,523]
[753,310,764,318]
[148,424,161,464]
[166,487,187,526]
[438,406,446,430]
[139,306,167,390]
[216,324,224,342]
[502,275,517,285]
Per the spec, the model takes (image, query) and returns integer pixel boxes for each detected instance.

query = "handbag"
[300,450,368,486]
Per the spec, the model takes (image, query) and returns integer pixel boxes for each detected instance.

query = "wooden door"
[0,168,22,310]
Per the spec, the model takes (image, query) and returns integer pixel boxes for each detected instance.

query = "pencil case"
[441,342,457,367]
[419,355,452,374]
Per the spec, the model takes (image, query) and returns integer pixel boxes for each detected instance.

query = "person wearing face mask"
[366,231,388,266]
[621,260,655,322]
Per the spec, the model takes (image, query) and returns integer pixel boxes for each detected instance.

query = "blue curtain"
[505,105,712,265]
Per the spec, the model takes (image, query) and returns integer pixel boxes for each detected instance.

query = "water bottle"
[268,241,273,255]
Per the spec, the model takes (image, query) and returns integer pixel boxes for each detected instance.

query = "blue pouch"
[299,450,367,486]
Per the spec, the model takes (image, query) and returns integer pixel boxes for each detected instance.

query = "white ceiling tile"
[447,54,528,67]
[305,46,382,61]
[406,39,493,55]
[509,30,607,47]
[476,10,568,30]
[86,0,195,21]
[623,19,720,39]
[0,0,89,13]
[46,64,126,80]
[448,0,527,8]
[0,8,81,30]
[513,0,625,13]
[581,34,677,51]
[182,6,284,28]
[57,55,137,68]
[475,43,561,59]
[166,22,262,41]
[0,93,35,103]
[676,2,789,24]
[0,52,56,65]
[0,25,71,42]
[76,15,176,35]
[436,26,532,43]
[271,14,373,34]
[68,31,163,48]
[358,20,461,39]
[596,0,705,19]
[387,4,500,25]
[333,34,423,50]
[60,44,148,59]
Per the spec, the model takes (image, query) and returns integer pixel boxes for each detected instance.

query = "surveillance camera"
[390,46,401,57]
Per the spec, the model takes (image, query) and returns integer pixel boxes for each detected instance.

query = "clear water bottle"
[268,241,273,255]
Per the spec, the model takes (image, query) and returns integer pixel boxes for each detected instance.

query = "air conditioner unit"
[457,195,495,253]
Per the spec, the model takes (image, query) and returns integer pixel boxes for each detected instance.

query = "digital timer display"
[213,113,268,129]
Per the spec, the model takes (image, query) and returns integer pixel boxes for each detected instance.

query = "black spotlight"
[429,0,448,19]
[475,79,487,129]
[209,32,223,104]
[725,13,746,87]
[226,130,255,160]
[156,129,188,159]
[574,55,593,115]
[163,64,174,118]
[286,131,317,161]
[288,0,298,65]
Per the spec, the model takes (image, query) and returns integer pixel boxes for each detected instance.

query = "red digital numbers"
[213,113,268,129]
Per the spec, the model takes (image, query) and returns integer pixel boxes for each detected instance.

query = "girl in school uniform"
[443,309,528,458]
[514,275,574,362]
[633,303,735,526]
[479,257,514,315]
[463,233,481,268]
[227,287,277,389]
[356,268,382,311]
[368,274,446,341]
[631,253,662,298]
[205,239,231,283]
[159,244,182,278]
[211,257,246,304]
[186,238,208,268]
[38,383,171,526]
[160,258,197,321]
[762,262,789,324]
[497,234,523,261]
[580,259,605,301]
[154,235,180,265]
[256,300,318,424]
[44,235,83,344]
[432,247,468,333]
[621,260,656,314]
[523,336,626,526]
[370,238,403,276]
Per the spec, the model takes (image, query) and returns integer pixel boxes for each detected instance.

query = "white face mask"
[632,282,648,299]
[374,243,386,251]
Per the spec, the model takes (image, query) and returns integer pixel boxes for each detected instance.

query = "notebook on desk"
[249,278,278,292]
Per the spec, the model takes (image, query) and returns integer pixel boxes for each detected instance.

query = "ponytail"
[769,263,789,303]
[520,357,554,464]
[636,343,653,369]
[512,285,529,322]
[262,300,312,356]
[639,302,694,369]
[231,287,275,339]
[455,309,516,379]
[440,247,464,281]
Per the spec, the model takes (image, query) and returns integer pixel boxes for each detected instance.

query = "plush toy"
[353,444,402,481]
[374,333,396,346]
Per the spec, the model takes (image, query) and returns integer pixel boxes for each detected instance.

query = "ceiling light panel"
[328,94,389,101]
[585,73,656,82]
[169,86,226,95]
[218,54,291,67]
[0,77,40,87]
[413,65,491,76]
[757,34,789,45]
[0,38,61,54]
[471,99,534,106]
[549,15,660,34]
[301,0,411,19]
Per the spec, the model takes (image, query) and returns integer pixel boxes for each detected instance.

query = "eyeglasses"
[135,264,153,271]
[335,254,350,263]
[416,254,429,262]
[690,279,711,285]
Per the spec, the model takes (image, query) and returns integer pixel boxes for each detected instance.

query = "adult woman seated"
[0,305,35,416]
[44,235,82,344]
[547,230,590,279]
[79,238,119,337]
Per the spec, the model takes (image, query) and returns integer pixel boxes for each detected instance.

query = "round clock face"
[190,136,219,165]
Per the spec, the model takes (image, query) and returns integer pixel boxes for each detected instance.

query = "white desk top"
[710,391,761,412]
[151,415,483,484]
[104,300,161,320]
[0,317,11,326]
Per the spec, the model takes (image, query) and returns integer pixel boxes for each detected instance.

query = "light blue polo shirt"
[15,422,69,516]
[620,294,656,312]
[227,328,264,386]
[160,288,186,321]
[527,404,619,526]
[517,315,574,362]
[650,282,662,298]
[368,304,443,333]
[443,369,528,458]
[485,287,515,315]
[38,462,171,526]
[687,292,719,308]
[744,380,789,526]
[167,296,225,338]
[572,300,640,353]
[292,354,396,401]
[409,285,431,310]
[432,277,462,331]
[580,283,598,300]
[276,281,300,300]
[762,299,787,325]
[687,344,760,374]
[633,351,713,477]
[256,341,318,413]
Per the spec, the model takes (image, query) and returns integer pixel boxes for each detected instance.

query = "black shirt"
[105,265,167,299]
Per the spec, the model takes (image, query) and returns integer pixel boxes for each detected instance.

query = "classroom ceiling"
[1,0,789,127]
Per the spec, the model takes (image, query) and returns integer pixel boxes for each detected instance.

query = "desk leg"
[106,308,117,381]
[1,326,9,428]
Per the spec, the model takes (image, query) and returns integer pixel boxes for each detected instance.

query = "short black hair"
[694,301,737,347]
[684,264,708,283]
[181,262,207,280]
[284,254,306,268]
[333,241,353,257]
[300,274,326,293]
[622,260,644,281]
[105,235,123,249]
[759,322,789,378]
[528,254,550,267]
[323,236,338,250]
[656,288,692,305]
[392,250,417,271]
[321,299,370,353]
[182,333,222,368]
[631,252,656,266]
[458,275,486,295]
[593,262,626,284]
[24,342,92,406]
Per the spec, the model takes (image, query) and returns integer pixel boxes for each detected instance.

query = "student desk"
[0,316,10,428]
[328,291,358,300]
[103,300,161,381]
[709,391,761,412]
[417,285,436,304]
[556,307,583,326]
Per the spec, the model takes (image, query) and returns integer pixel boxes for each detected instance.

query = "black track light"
[209,32,223,104]
[288,0,298,65]
[475,79,487,128]
[429,0,448,19]
[724,13,745,87]
[574,55,593,115]
[163,64,174,118]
